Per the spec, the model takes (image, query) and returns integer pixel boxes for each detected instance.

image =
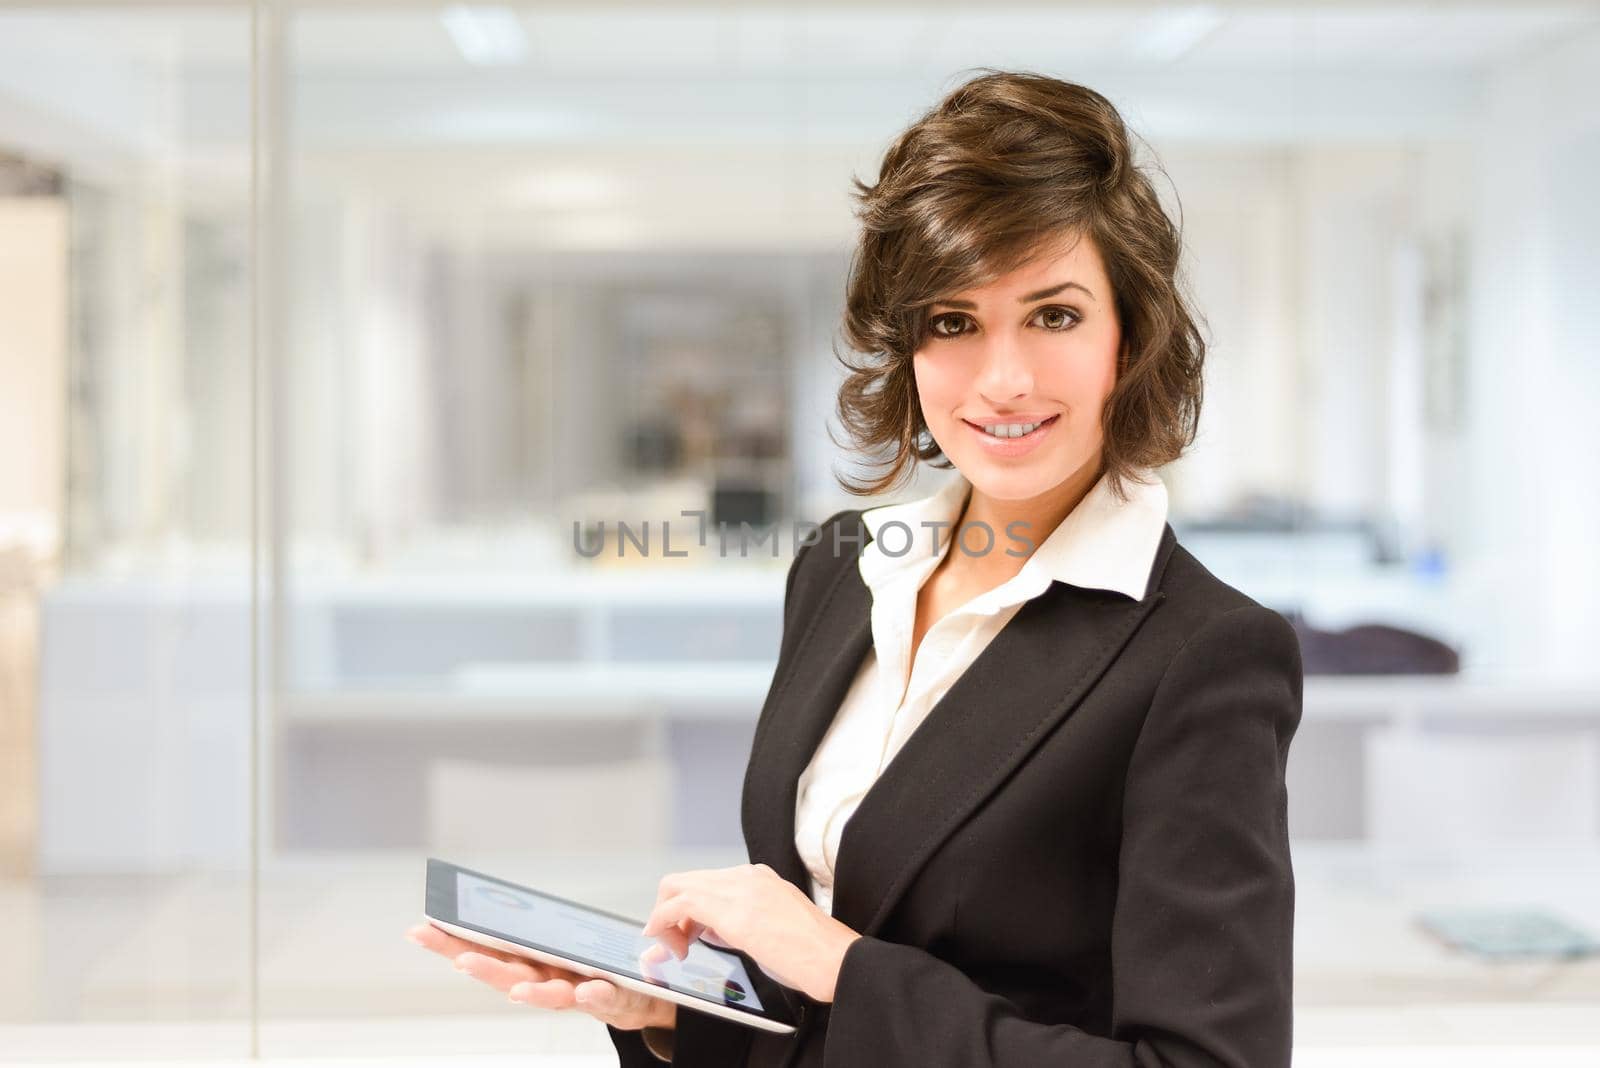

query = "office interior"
[1,2,1598,1063]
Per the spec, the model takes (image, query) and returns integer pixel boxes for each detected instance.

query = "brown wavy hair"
[831,68,1206,503]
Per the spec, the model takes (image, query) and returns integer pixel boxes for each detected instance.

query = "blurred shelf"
[283,662,776,723]
[291,567,788,605]
[40,564,792,606]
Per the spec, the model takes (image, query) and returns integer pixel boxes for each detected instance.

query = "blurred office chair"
[1282,607,1461,674]
[1369,725,1599,862]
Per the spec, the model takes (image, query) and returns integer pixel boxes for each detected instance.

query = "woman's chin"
[955,464,1065,503]
[947,445,1094,504]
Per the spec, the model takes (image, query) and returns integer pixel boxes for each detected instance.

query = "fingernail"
[406,933,423,946]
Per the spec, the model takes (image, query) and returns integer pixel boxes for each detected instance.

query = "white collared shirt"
[793,466,1170,915]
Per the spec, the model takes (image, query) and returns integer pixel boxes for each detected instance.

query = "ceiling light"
[440,5,529,67]
[1131,5,1226,64]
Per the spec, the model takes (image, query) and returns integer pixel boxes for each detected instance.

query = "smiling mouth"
[963,414,1060,439]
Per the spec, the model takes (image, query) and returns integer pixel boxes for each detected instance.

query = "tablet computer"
[423,857,799,1035]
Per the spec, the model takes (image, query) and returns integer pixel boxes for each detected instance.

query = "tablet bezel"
[423,857,799,1035]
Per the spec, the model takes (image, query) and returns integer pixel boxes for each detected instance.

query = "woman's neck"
[945,457,1103,585]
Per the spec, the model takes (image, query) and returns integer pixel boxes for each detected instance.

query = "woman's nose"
[973,334,1035,402]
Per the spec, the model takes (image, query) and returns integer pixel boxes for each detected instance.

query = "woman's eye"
[929,313,967,338]
[1035,306,1081,331]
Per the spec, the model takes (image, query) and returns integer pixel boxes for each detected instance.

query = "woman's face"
[913,231,1121,504]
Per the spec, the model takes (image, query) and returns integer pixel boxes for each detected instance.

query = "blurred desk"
[35,571,1600,867]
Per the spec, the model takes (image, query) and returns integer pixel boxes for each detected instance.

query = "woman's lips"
[961,413,1060,457]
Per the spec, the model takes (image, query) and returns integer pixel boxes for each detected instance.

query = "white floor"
[4,843,1600,1062]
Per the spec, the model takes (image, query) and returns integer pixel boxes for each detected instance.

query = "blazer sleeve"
[823,603,1304,1068]
[606,1022,674,1065]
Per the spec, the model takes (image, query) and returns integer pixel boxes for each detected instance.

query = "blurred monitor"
[711,484,774,529]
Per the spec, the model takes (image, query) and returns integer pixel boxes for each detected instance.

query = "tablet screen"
[431,859,784,1022]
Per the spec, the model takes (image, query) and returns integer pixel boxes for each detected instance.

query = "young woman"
[410,69,1302,1068]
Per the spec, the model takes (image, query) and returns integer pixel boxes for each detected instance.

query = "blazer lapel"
[744,521,1178,941]
[742,547,874,897]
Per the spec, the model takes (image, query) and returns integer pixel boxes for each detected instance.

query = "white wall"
[1464,23,1600,679]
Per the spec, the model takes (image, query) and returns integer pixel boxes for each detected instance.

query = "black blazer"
[612,506,1303,1067]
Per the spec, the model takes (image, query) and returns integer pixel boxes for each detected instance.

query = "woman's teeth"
[981,420,1046,438]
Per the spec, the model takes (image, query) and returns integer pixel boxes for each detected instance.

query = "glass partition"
[0,4,256,1060]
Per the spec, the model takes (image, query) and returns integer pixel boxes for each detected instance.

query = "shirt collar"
[857,466,1169,608]
[857,471,972,589]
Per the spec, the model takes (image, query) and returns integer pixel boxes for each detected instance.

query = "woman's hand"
[405,923,676,1033]
[642,862,862,1004]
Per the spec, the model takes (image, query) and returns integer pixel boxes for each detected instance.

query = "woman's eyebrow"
[932,280,1095,309]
